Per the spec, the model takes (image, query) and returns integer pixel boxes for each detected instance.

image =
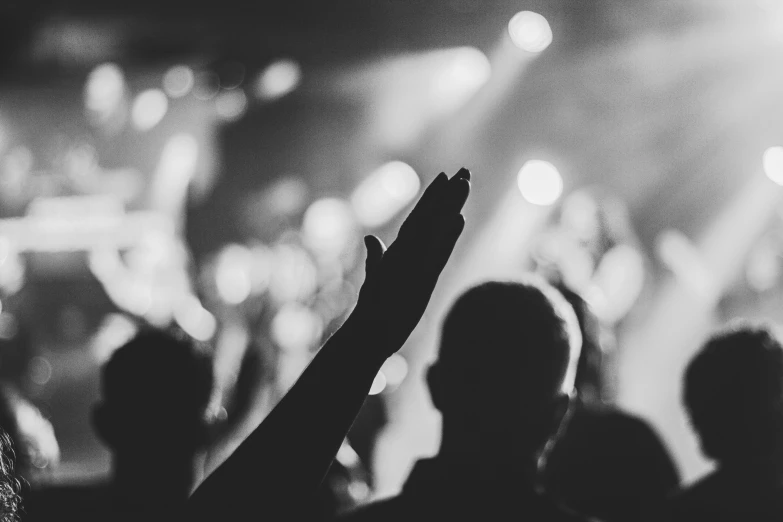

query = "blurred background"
[2,0,783,503]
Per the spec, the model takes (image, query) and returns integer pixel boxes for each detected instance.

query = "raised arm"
[185,168,471,521]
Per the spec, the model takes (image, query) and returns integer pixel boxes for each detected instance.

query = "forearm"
[185,312,386,521]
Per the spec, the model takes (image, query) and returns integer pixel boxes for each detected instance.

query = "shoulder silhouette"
[543,286,679,522]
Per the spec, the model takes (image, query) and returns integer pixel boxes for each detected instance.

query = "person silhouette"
[664,323,783,521]
[23,332,205,522]
[340,278,587,522]
[92,329,214,520]
[542,286,679,521]
[184,168,471,521]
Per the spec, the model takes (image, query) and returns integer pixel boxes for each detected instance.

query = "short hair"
[439,278,582,401]
[684,323,783,461]
[0,429,21,522]
[102,329,213,419]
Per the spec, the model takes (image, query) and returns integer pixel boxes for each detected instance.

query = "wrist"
[338,308,390,366]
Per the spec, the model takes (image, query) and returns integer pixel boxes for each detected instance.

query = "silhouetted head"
[428,279,582,459]
[684,323,783,465]
[0,429,21,522]
[94,330,214,461]
[553,285,604,401]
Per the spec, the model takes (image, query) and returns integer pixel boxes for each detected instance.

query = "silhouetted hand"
[351,168,471,358]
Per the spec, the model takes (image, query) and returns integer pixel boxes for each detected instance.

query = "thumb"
[364,235,386,275]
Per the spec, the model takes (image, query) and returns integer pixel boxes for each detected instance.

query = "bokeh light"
[352,161,421,228]
[91,313,138,364]
[302,198,355,258]
[516,160,563,205]
[763,146,783,185]
[380,353,409,388]
[508,11,553,53]
[163,65,195,98]
[174,295,217,341]
[84,63,125,124]
[265,177,309,216]
[131,89,168,131]
[271,303,323,352]
[215,89,248,121]
[369,370,388,395]
[29,356,53,386]
[155,134,199,191]
[431,47,491,111]
[255,59,302,100]
[215,244,253,304]
[193,71,221,101]
[269,243,318,303]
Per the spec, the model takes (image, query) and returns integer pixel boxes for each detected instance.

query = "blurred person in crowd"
[542,286,679,522]
[663,324,783,521]
[340,279,587,522]
[533,188,646,325]
[24,330,217,522]
[184,168,470,521]
[92,329,214,519]
[0,429,22,522]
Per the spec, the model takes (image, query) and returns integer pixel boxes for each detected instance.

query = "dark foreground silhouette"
[543,287,680,521]
[663,324,783,522]
[184,169,471,521]
[340,279,588,522]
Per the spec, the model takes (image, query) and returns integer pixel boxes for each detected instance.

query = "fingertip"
[454,167,471,181]
[449,177,471,211]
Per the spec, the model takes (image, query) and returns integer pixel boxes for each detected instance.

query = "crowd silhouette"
[0,167,781,521]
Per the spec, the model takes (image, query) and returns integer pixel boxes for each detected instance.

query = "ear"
[426,364,443,412]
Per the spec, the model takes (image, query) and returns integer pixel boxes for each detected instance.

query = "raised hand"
[352,167,471,357]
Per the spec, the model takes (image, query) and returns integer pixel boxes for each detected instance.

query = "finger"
[398,172,448,239]
[427,214,466,276]
[442,177,471,216]
[450,166,471,182]
[364,235,386,274]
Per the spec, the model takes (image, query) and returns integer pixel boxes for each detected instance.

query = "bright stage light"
[255,59,301,100]
[352,161,421,228]
[302,198,355,258]
[431,47,491,111]
[85,63,125,124]
[163,65,194,98]
[516,160,563,206]
[508,11,553,53]
[131,89,168,131]
[763,146,783,185]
